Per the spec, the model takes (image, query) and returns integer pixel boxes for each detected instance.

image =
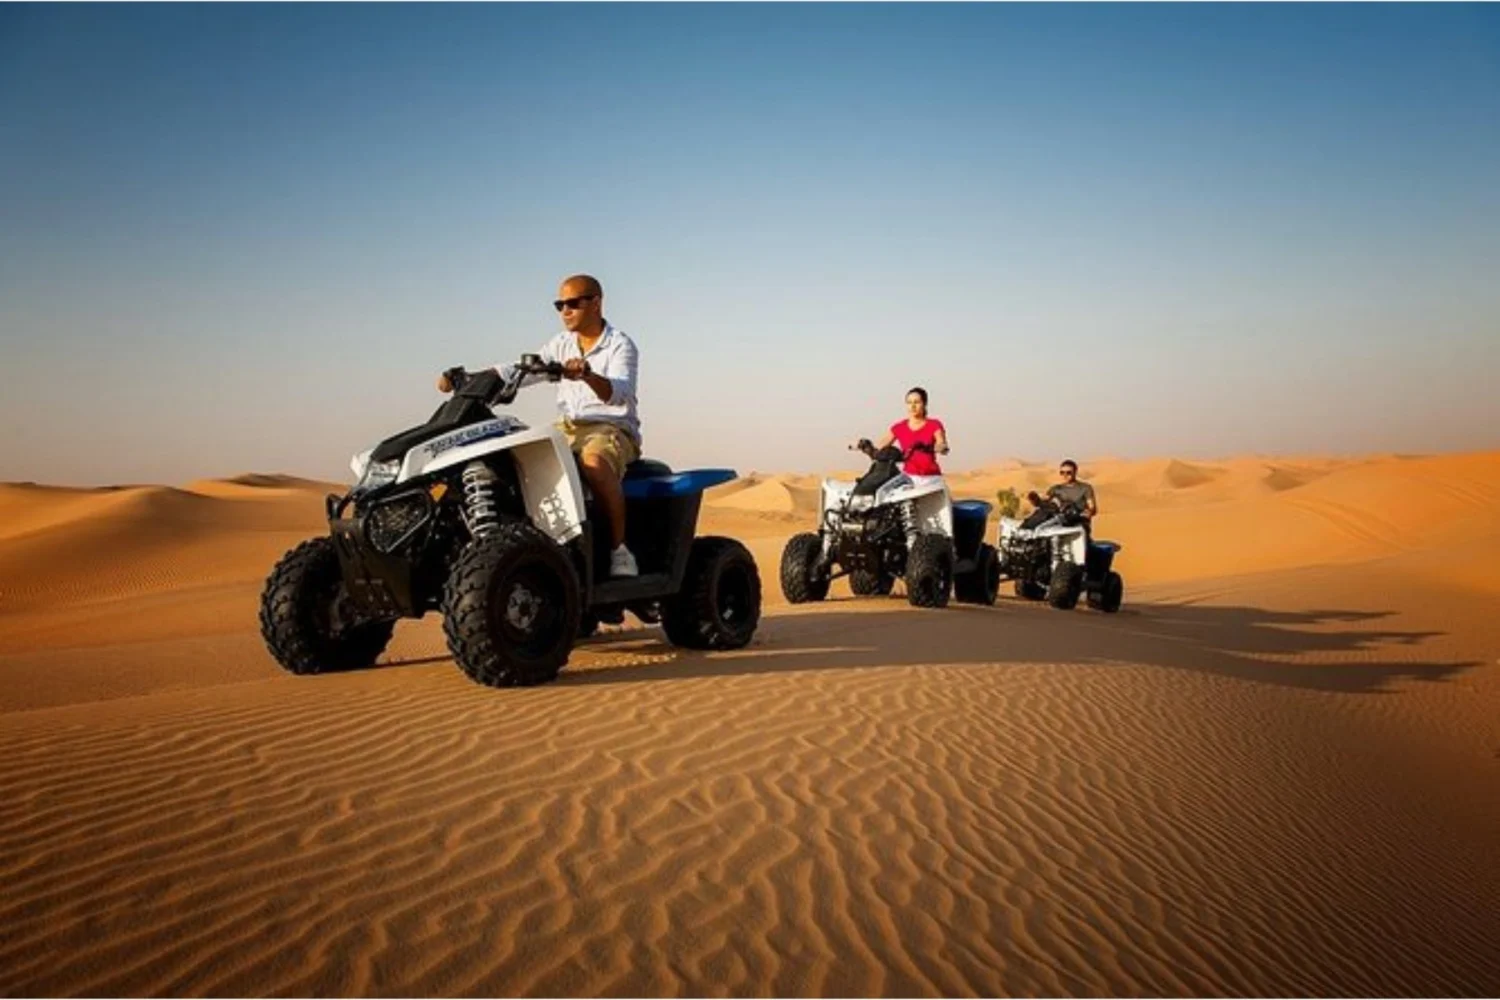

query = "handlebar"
[850,437,937,462]
[1029,490,1091,519]
[440,353,567,407]
[515,353,565,382]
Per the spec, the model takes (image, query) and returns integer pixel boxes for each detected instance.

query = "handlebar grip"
[515,354,566,382]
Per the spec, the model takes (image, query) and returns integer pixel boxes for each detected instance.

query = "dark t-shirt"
[1047,480,1096,511]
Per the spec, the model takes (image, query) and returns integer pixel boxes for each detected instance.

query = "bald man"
[439,274,642,576]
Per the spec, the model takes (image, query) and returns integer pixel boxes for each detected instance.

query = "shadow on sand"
[555,596,1479,694]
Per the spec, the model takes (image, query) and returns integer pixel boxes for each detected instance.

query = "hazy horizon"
[4,4,1498,487]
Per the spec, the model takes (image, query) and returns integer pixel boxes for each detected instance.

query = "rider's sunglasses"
[1059,468,1076,477]
[553,295,597,312]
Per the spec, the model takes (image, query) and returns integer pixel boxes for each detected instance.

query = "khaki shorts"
[559,419,640,480]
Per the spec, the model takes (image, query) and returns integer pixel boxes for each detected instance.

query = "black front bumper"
[328,506,421,620]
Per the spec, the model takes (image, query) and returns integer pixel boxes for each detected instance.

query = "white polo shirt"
[497,322,641,443]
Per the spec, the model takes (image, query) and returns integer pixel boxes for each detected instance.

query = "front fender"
[400,424,586,544]
[880,476,952,537]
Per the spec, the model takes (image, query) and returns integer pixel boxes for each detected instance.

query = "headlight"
[356,459,399,492]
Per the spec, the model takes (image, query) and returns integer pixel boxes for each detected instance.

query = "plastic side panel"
[400,426,584,544]
[513,433,587,544]
[822,479,852,514]
[397,423,554,482]
[913,485,953,538]
[879,476,948,506]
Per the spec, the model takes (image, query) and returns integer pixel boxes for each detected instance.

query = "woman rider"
[855,386,949,476]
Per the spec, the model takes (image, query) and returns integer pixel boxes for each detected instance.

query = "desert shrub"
[995,487,1022,519]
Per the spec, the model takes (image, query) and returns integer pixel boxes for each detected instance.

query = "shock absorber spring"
[461,461,501,539]
[900,500,918,539]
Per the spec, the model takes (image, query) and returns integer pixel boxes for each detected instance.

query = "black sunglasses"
[1059,468,1076,476]
[553,295,598,312]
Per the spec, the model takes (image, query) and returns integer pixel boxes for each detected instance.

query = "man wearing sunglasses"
[438,274,643,576]
[1029,460,1098,523]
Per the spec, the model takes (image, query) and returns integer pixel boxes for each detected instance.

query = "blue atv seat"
[622,460,737,500]
[953,499,993,521]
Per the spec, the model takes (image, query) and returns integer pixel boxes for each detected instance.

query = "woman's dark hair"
[906,386,928,406]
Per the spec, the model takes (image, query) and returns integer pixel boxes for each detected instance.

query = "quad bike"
[996,492,1123,612]
[260,356,761,688]
[779,439,1001,608]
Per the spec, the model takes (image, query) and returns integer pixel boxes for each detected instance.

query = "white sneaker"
[609,545,639,577]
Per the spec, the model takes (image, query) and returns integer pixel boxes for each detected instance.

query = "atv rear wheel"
[779,532,829,603]
[1047,562,1083,610]
[260,537,395,675]
[906,533,954,608]
[849,567,895,597]
[663,537,762,650]
[955,543,1001,605]
[1087,571,1124,613]
[441,523,580,688]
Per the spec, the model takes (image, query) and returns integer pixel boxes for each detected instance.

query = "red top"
[890,418,945,476]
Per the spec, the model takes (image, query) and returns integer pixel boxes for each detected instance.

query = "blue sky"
[2,3,1497,485]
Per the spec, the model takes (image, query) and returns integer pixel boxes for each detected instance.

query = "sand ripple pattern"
[4,604,1499,996]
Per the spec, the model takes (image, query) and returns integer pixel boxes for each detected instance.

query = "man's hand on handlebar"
[562,358,591,381]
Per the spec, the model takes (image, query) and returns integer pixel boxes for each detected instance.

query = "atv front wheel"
[906,533,954,609]
[955,543,1001,606]
[663,537,762,650]
[260,537,396,675]
[1047,562,1083,610]
[441,523,581,687]
[849,567,895,597]
[779,532,830,603]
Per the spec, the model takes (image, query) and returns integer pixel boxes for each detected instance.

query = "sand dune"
[2,454,1499,995]
[706,477,801,513]
[183,473,346,499]
[706,477,821,517]
[1097,452,1500,586]
[0,480,329,613]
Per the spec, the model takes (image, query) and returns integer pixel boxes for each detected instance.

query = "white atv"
[259,355,762,689]
[780,440,1001,608]
[996,493,1124,612]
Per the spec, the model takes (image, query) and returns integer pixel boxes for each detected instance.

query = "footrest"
[592,573,673,605]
